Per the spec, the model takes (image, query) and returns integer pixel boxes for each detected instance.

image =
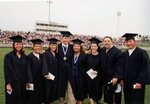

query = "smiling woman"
[26,38,44,104]
[3,35,30,104]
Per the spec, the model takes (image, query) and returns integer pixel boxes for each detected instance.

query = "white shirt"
[62,43,68,54]
[128,48,136,56]
[33,53,40,59]
[62,43,68,48]
[106,45,113,53]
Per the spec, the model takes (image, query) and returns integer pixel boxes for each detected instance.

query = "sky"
[0,0,150,37]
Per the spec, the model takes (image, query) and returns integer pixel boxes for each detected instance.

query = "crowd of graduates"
[4,31,150,104]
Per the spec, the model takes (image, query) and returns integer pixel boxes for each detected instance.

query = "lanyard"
[62,45,68,56]
[74,55,79,64]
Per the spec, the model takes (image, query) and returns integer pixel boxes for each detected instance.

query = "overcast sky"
[0,0,150,37]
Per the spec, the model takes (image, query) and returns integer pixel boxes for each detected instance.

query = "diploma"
[86,69,97,79]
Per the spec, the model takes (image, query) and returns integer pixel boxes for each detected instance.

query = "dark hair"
[103,36,113,41]
[125,38,135,41]
[13,42,25,55]
[90,43,101,52]
[73,44,84,54]
[48,44,57,53]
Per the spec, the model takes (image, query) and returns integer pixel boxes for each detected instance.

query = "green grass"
[0,47,150,104]
[138,45,150,48]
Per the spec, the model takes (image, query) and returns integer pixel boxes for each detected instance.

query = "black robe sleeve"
[113,49,123,79]
[26,55,33,83]
[4,54,13,85]
[42,51,53,76]
[135,50,150,84]
[42,52,49,76]
[79,54,88,73]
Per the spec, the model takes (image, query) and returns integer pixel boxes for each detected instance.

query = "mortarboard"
[72,39,84,45]
[122,33,138,41]
[30,39,43,45]
[47,38,59,44]
[9,35,25,42]
[89,37,102,44]
[60,31,73,37]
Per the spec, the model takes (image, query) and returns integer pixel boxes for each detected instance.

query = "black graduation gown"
[26,53,44,104]
[42,50,58,103]
[85,53,102,101]
[4,51,30,104]
[70,53,87,101]
[99,46,122,104]
[57,43,73,97]
[122,47,150,104]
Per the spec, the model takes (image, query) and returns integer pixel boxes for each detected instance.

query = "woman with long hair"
[69,39,87,104]
[42,38,59,104]
[4,35,30,104]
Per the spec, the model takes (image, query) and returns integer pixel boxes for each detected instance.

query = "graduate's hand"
[112,78,118,86]
[120,80,124,87]
[92,70,98,75]
[135,83,142,89]
[6,83,12,92]
[45,74,51,80]
[26,83,32,88]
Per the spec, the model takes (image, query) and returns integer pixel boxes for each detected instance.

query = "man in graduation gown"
[57,31,73,104]
[100,36,122,104]
[26,39,44,104]
[122,33,150,104]
[4,35,31,104]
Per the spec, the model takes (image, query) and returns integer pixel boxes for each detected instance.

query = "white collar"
[62,43,68,47]
[128,47,136,56]
[106,45,113,52]
[33,52,40,59]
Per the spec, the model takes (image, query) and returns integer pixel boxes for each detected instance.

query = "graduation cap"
[30,39,43,45]
[60,31,73,37]
[9,35,25,42]
[72,39,84,45]
[122,33,138,41]
[89,37,102,44]
[47,38,59,44]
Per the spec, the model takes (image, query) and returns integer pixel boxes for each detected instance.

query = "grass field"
[0,47,150,104]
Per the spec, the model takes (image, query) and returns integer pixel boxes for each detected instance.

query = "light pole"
[48,0,52,34]
[117,11,121,36]
[48,0,52,24]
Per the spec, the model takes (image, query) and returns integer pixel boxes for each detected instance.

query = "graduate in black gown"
[26,39,44,104]
[86,37,102,104]
[100,36,122,104]
[4,35,31,104]
[70,39,87,104]
[42,38,59,104]
[122,33,150,104]
[57,31,73,104]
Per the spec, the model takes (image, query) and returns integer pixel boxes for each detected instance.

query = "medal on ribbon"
[62,45,68,61]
